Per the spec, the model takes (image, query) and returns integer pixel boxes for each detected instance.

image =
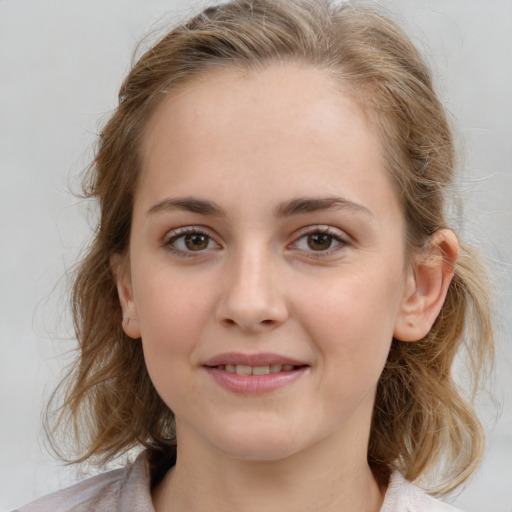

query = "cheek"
[132,268,215,402]
[134,262,213,340]
[294,267,403,388]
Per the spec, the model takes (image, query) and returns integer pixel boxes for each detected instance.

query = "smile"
[213,364,301,375]
[202,354,309,394]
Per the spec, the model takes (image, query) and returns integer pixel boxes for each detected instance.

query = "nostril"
[221,318,276,329]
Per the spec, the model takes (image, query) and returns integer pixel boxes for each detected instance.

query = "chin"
[205,422,309,462]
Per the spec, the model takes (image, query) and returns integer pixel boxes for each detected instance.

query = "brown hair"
[48,0,494,495]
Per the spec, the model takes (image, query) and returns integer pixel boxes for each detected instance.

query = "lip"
[203,352,308,367]
[202,352,310,395]
[204,366,309,395]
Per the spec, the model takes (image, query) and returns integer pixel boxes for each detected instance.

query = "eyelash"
[163,225,349,259]
[163,226,220,258]
[290,226,349,259]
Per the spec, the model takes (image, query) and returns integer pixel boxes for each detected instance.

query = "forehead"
[137,62,398,222]
[142,62,373,163]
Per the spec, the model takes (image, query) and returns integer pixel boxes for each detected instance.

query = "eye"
[164,227,220,255]
[304,233,337,251]
[292,227,347,253]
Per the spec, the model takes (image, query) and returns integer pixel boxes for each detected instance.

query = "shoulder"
[13,452,154,512]
[381,472,465,512]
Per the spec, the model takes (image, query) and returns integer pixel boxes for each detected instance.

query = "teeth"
[252,366,270,375]
[215,364,298,375]
[269,364,282,373]
[235,365,252,375]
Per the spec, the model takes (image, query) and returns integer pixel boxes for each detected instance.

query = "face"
[116,62,418,463]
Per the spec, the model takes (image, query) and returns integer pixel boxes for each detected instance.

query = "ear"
[110,253,141,339]
[394,229,459,342]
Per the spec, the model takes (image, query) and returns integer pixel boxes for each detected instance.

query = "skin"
[114,62,458,512]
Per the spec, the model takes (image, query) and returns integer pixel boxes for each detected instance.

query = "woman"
[16,1,494,510]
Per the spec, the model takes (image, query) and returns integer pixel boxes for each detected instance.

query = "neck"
[152,428,385,512]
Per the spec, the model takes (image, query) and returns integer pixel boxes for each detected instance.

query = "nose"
[215,246,289,333]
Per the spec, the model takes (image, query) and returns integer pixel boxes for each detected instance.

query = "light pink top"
[15,452,463,512]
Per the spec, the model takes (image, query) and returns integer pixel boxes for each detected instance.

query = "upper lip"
[203,352,309,367]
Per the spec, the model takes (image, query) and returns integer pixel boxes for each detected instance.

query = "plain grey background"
[1,1,511,510]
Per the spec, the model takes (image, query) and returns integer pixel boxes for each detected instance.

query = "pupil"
[185,233,208,251]
[308,233,332,251]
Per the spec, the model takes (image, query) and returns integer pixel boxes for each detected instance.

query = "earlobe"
[394,229,459,342]
[110,253,142,339]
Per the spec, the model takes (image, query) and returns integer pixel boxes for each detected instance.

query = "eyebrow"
[147,197,225,216]
[146,196,373,218]
[275,196,373,218]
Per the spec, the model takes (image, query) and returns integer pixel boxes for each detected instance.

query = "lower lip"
[204,366,308,395]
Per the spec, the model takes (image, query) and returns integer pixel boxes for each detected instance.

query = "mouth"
[202,353,309,394]
[207,364,306,375]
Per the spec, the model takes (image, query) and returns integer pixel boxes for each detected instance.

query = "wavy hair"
[47,0,494,495]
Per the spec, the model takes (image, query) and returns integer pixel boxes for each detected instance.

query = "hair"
[47,0,494,496]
